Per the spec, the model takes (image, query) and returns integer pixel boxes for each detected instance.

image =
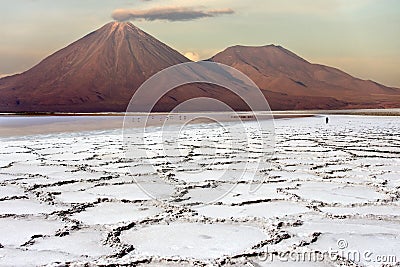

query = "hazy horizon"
[1,0,399,87]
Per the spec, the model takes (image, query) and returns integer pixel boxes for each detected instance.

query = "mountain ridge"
[210,45,400,108]
[0,22,399,112]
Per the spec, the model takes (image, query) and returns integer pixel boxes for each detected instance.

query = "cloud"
[184,52,200,61]
[111,6,234,22]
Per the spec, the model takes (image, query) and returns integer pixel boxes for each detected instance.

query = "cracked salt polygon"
[120,223,268,259]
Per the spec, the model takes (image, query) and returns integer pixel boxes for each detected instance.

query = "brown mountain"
[210,45,400,109]
[0,23,399,112]
[0,22,191,112]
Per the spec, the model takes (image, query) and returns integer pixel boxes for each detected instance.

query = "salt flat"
[0,115,399,266]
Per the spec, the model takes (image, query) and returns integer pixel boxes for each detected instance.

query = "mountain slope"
[0,23,348,112]
[210,45,400,109]
[0,22,190,112]
[1,25,398,112]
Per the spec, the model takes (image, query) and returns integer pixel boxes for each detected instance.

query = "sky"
[0,0,399,87]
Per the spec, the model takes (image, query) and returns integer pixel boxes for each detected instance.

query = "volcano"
[0,22,191,112]
[0,23,399,112]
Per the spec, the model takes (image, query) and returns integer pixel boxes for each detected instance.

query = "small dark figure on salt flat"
[326,117,329,124]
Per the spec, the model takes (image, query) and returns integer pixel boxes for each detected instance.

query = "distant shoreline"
[0,108,400,117]
[272,108,400,116]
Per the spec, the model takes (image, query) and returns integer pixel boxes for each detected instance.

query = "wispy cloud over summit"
[111,6,234,22]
